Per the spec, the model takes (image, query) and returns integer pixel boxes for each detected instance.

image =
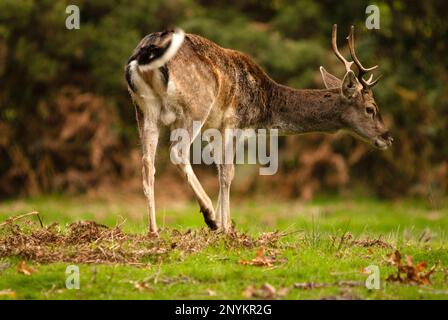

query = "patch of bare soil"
[0,213,282,265]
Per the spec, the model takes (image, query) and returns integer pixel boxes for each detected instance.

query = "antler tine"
[331,24,353,73]
[347,25,378,84]
[361,74,382,88]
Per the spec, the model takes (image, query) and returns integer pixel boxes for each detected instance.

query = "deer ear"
[341,70,359,99]
[320,66,342,89]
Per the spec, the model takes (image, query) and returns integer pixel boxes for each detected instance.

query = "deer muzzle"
[374,131,393,150]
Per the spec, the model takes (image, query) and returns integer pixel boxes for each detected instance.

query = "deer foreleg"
[216,131,236,232]
[217,162,235,232]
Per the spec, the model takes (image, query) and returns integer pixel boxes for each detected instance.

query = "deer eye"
[366,106,375,116]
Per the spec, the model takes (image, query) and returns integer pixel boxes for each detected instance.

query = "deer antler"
[332,24,353,73]
[331,24,380,89]
[347,25,380,88]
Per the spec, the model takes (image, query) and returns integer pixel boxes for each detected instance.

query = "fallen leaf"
[406,255,413,267]
[416,262,427,272]
[132,281,153,291]
[261,283,276,298]
[243,285,255,298]
[386,250,402,266]
[206,289,216,296]
[277,287,289,297]
[361,267,371,274]
[239,247,277,267]
[17,261,36,276]
[242,283,285,299]
[254,247,265,261]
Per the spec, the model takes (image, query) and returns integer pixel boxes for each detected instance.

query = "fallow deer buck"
[126,24,393,235]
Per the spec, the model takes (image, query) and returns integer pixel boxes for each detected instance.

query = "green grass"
[0,195,447,300]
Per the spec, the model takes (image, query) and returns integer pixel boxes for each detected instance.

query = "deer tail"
[138,29,185,72]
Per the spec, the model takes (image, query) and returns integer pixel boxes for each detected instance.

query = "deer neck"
[267,84,345,135]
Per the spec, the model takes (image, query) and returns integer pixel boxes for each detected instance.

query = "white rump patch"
[129,60,161,119]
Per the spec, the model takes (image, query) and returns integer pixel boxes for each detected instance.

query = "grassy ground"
[0,194,447,300]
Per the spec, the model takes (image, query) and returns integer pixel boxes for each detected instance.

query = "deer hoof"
[205,217,218,230]
[200,207,218,230]
[147,231,159,238]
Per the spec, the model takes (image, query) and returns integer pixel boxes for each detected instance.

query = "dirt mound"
[0,214,282,265]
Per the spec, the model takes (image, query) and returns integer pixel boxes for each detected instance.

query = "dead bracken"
[385,250,436,285]
[0,213,282,265]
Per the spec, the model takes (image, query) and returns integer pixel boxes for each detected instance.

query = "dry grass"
[0,213,283,265]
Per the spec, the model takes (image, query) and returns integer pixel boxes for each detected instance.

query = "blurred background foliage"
[0,0,447,202]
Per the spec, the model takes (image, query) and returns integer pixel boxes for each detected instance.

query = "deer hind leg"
[136,106,160,235]
[169,120,218,230]
[216,131,236,232]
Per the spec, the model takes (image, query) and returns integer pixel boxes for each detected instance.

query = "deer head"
[320,25,393,150]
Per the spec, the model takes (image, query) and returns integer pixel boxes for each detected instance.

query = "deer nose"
[380,131,393,144]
